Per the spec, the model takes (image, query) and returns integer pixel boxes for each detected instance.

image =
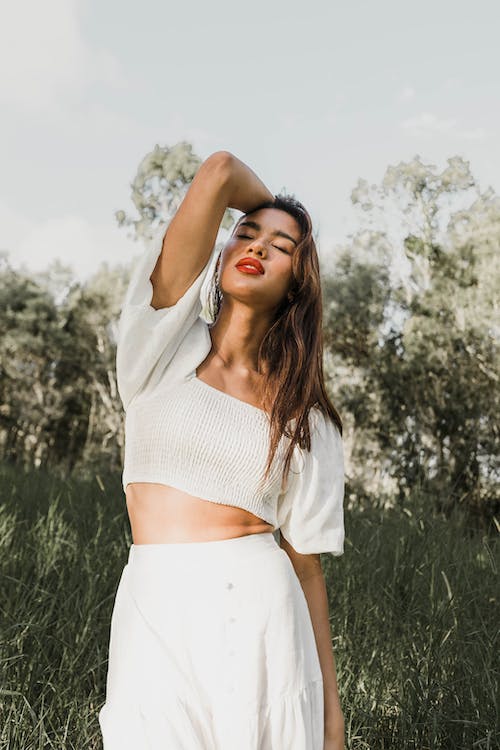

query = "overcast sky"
[1,0,498,282]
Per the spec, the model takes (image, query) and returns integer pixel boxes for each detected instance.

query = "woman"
[98,150,346,749]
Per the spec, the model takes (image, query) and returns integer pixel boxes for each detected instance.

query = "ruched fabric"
[98,532,325,749]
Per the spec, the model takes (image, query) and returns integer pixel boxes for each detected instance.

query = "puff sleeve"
[116,224,216,411]
[276,407,345,556]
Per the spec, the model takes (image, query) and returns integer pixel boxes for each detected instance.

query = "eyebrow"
[236,219,298,247]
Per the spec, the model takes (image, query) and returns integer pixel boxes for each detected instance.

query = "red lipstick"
[235,257,265,274]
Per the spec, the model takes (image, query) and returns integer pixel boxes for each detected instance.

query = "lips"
[235,257,264,274]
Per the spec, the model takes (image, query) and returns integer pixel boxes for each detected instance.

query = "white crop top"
[116,225,345,556]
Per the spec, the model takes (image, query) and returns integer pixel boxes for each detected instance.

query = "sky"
[1,0,499,282]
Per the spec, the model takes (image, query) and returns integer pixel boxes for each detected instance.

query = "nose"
[246,241,267,257]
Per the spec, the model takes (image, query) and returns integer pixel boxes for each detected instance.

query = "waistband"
[127,531,280,568]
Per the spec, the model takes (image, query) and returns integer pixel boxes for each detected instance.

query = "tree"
[324,155,499,523]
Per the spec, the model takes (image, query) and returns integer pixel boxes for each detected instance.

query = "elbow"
[294,554,323,582]
[203,150,234,181]
[280,534,322,580]
[206,149,234,166]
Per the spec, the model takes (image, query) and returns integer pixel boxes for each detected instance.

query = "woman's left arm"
[283,541,345,749]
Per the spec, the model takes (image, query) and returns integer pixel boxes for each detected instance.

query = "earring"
[215,271,222,305]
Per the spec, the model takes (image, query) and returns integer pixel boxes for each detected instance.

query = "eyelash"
[236,233,290,254]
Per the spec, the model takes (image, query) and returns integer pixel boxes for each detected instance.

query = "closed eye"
[236,233,290,254]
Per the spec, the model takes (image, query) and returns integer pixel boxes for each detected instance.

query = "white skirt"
[98,531,324,749]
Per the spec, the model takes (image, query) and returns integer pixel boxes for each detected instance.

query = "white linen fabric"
[98,532,325,750]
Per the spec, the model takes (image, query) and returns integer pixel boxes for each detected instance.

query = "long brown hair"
[207,194,342,491]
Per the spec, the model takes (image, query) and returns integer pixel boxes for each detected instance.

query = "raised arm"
[150,150,274,310]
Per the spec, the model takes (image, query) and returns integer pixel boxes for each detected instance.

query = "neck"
[208,298,274,375]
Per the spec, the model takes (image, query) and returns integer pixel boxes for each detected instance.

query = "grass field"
[0,461,498,749]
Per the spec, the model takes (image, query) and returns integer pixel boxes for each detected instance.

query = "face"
[217,208,301,312]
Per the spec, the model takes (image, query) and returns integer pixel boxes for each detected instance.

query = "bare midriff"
[125,482,275,544]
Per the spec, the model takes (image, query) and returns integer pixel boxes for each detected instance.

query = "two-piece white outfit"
[98,225,346,749]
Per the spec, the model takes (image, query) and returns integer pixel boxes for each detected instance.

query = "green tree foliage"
[324,155,499,523]
[0,258,129,475]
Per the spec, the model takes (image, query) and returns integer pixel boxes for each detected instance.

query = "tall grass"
[0,462,498,749]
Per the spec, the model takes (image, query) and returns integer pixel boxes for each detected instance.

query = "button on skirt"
[98,531,324,749]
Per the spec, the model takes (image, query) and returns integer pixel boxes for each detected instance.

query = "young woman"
[98,150,346,749]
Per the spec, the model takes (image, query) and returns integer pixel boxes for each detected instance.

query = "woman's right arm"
[150,150,274,310]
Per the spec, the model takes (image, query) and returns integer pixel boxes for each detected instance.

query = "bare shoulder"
[150,151,234,309]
